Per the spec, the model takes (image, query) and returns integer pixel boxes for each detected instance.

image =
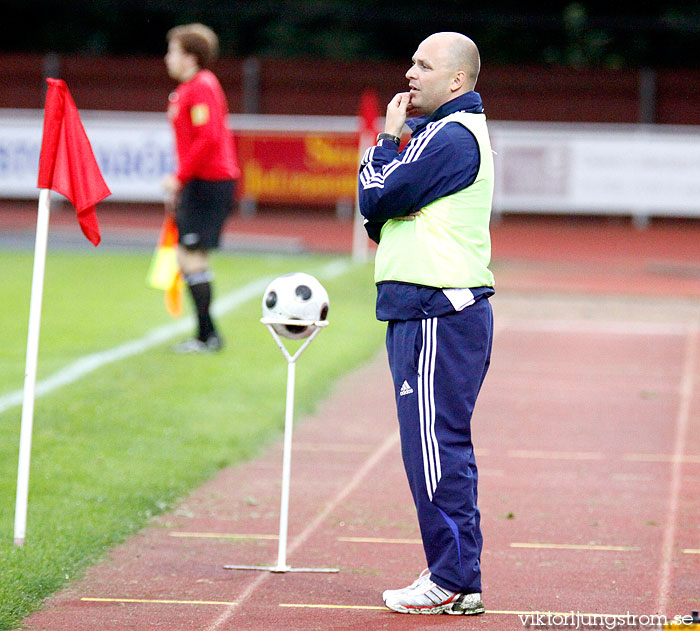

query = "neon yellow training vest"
[374,111,495,289]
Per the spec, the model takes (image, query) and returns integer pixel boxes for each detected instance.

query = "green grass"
[0,249,385,630]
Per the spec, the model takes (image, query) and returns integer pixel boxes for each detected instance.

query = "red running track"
[19,322,700,630]
[6,203,700,629]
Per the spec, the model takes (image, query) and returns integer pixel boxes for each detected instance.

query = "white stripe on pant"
[418,317,441,500]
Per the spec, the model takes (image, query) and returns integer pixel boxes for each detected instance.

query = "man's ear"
[450,70,466,93]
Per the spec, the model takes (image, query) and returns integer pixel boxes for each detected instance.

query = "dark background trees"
[4,1,700,69]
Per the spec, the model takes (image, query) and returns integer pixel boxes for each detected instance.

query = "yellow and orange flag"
[147,214,183,317]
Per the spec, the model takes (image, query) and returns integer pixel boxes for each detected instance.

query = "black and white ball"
[262,273,329,340]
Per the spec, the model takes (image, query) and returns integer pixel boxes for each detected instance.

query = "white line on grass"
[0,259,351,416]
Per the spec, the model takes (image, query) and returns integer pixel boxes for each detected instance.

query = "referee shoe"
[173,334,224,354]
[383,570,484,615]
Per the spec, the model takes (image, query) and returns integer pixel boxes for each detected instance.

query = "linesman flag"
[37,78,111,245]
[147,214,183,317]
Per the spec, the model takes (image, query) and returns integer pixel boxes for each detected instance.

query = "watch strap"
[376,132,400,146]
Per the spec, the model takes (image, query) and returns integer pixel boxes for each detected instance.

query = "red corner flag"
[37,78,110,246]
[358,88,380,139]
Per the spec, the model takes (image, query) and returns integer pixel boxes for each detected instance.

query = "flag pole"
[352,89,380,264]
[351,127,375,264]
[14,188,51,546]
[14,78,109,544]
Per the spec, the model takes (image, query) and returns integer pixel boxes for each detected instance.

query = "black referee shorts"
[176,179,235,251]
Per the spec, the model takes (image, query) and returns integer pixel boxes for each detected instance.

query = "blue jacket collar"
[407,91,484,135]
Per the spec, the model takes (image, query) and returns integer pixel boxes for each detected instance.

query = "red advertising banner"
[236,131,358,205]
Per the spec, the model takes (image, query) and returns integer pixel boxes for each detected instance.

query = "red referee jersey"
[168,69,241,183]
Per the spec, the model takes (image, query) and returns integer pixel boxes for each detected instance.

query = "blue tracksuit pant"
[385,297,493,594]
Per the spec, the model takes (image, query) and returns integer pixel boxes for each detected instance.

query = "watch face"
[167,91,180,121]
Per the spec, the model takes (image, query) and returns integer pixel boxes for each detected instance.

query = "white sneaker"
[382,568,431,604]
[383,570,485,615]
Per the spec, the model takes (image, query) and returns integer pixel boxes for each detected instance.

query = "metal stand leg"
[224,321,337,574]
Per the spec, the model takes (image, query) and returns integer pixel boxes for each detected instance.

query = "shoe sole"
[384,600,485,615]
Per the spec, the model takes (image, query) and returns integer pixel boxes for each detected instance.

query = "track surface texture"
[7,204,700,630]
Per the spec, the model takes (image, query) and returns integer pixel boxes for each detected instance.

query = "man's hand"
[393,211,422,221]
[384,92,411,138]
[162,174,182,194]
[162,174,182,211]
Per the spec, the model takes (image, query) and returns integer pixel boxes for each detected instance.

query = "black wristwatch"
[376,132,400,147]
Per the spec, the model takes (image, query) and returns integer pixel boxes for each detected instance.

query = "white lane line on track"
[507,449,603,461]
[0,260,350,416]
[169,532,279,541]
[205,429,401,631]
[337,536,421,545]
[82,598,237,606]
[657,321,698,615]
[623,453,700,463]
[498,318,689,336]
[510,542,639,552]
[292,442,375,453]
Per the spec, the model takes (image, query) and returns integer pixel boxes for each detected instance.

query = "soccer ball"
[261,272,329,340]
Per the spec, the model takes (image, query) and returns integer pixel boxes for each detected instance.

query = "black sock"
[185,271,216,342]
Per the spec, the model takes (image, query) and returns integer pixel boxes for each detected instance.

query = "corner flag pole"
[14,188,51,547]
[14,78,109,545]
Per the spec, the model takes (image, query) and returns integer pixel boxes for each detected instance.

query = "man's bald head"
[424,32,481,90]
[405,32,481,115]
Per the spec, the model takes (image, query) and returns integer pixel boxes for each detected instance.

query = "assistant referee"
[163,23,240,353]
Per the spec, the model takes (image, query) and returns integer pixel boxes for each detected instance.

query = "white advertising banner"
[0,109,175,202]
[1,110,699,218]
[490,121,700,218]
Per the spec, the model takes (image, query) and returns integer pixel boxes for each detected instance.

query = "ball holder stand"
[224,317,338,574]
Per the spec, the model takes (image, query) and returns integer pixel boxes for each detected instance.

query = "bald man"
[359,32,494,615]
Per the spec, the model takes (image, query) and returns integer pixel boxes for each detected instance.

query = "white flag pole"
[14,188,52,546]
[351,128,375,264]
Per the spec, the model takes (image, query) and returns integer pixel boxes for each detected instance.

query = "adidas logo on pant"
[399,380,414,396]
